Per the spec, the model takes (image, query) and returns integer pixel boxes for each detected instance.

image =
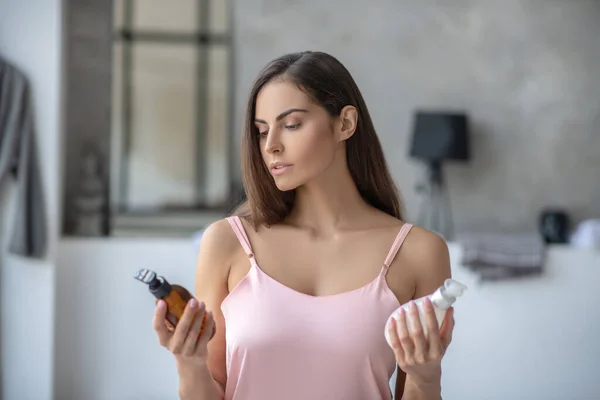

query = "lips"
[269,162,293,175]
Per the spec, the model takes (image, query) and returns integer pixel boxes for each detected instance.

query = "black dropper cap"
[134,268,173,299]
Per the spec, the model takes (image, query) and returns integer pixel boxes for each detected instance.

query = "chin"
[274,181,300,192]
[272,177,302,192]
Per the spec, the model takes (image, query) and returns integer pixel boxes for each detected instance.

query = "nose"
[264,131,283,154]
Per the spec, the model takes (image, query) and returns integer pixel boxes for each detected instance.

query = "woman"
[153,51,455,400]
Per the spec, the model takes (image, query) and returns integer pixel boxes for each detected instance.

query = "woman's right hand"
[153,298,216,367]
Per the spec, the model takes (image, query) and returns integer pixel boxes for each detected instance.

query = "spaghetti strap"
[226,216,254,258]
[383,223,413,270]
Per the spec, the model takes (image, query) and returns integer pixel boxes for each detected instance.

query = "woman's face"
[254,80,340,191]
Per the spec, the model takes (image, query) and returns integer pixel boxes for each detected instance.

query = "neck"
[287,153,369,235]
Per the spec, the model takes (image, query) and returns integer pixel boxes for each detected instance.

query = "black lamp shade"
[409,111,470,162]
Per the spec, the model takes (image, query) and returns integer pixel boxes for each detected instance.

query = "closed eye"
[256,123,300,137]
[255,125,269,137]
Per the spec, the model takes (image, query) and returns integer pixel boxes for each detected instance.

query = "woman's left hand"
[386,297,455,383]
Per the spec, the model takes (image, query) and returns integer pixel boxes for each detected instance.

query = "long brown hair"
[234,51,403,228]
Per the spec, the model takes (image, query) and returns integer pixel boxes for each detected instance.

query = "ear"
[337,105,358,142]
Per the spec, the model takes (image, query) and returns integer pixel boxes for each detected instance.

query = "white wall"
[0,1,62,399]
[54,239,600,400]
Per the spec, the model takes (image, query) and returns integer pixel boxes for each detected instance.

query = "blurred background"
[0,0,599,399]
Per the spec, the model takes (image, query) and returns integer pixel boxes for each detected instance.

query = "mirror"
[62,0,235,237]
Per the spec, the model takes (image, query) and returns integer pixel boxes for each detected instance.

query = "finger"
[182,301,206,356]
[156,299,176,332]
[193,311,215,357]
[200,311,216,344]
[164,319,175,332]
[170,298,198,354]
[407,301,428,362]
[422,297,442,349]
[386,317,406,361]
[441,307,455,348]
[198,309,208,338]
[209,313,217,340]
[153,300,171,346]
[396,308,415,358]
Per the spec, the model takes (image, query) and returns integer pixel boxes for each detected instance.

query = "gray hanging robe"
[0,57,47,258]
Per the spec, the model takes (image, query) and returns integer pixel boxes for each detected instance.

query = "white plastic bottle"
[384,278,468,347]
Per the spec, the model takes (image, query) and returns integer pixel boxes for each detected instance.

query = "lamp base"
[415,161,454,240]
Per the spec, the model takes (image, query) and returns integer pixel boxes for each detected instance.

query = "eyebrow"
[254,108,308,124]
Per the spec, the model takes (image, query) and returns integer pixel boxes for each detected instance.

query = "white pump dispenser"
[384,278,467,347]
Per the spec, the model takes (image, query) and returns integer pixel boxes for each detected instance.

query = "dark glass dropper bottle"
[134,268,195,328]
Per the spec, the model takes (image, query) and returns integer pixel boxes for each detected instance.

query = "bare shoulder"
[194,218,240,288]
[402,225,451,268]
[197,218,239,260]
[395,225,452,299]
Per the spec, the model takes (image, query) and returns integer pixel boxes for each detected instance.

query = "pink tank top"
[221,216,413,400]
